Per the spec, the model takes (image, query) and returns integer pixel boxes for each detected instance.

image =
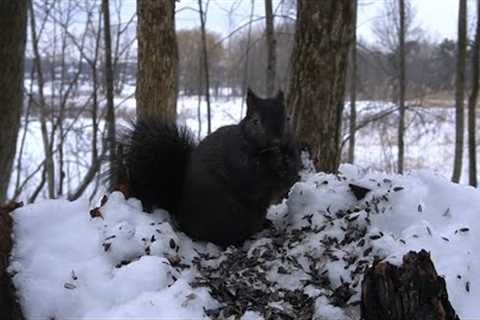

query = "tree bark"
[0,202,24,320]
[265,0,276,97]
[398,0,406,174]
[452,0,467,183]
[361,250,459,320]
[468,0,480,187]
[348,0,358,164]
[198,0,211,134]
[136,0,178,121]
[287,0,355,173]
[0,0,28,202]
[102,0,117,188]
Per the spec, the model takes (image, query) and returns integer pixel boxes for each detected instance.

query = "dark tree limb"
[0,202,24,320]
[0,0,28,202]
[361,250,459,320]
[397,0,406,174]
[467,0,480,187]
[452,0,467,183]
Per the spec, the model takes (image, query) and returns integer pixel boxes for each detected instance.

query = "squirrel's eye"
[253,119,259,125]
[286,115,292,122]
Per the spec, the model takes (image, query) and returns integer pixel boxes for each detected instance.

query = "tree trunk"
[136,0,178,121]
[0,0,27,202]
[265,0,276,97]
[198,0,211,134]
[398,0,406,174]
[102,0,117,188]
[0,202,24,320]
[468,0,480,187]
[452,0,467,183]
[348,0,358,164]
[287,0,355,173]
[361,250,459,320]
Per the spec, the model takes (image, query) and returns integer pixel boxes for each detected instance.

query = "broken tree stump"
[0,202,24,320]
[361,249,459,320]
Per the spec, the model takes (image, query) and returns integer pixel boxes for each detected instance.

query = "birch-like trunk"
[348,0,358,164]
[102,0,117,188]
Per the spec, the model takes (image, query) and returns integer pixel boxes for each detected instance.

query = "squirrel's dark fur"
[118,89,301,246]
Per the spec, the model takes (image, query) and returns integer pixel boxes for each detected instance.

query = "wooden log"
[361,249,459,320]
[0,202,24,320]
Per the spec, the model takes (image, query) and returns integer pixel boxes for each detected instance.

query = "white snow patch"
[9,165,480,319]
[9,193,219,319]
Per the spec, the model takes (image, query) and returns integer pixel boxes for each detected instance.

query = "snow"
[9,195,219,319]
[9,162,480,319]
[314,296,349,320]
[309,164,478,316]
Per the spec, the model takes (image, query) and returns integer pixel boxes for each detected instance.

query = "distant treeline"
[24,23,471,101]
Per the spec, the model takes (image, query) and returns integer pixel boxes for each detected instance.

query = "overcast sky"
[119,0,467,43]
[357,0,459,41]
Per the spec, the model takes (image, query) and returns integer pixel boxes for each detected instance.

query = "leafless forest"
[1,2,479,319]
[1,0,479,203]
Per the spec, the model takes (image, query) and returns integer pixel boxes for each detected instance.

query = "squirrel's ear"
[276,90,285,103]
[246,88,257,116]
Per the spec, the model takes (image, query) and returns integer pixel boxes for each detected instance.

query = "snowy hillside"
[9,164,478,319]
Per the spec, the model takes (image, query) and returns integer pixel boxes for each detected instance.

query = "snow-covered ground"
[9,163,479,319]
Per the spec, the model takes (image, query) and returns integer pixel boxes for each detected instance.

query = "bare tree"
[452,0,467,183]
[265,0,276,96]
[287,0,355,172]
[29,0,56,198]
[0,0,28,202]
[240,0,255,117]
[198,0,212,134]
[22,0,83,201]
[398,0,406,174]
[136,0,178,121]
[67,4,106,201]
[102,0,116,188]
[468,0,480,187]
[6,0,135,202]
[371,0,418,173]
[348,0,358,164]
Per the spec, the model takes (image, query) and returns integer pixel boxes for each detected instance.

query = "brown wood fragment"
[89,207,103,219]
[361,250,459,320]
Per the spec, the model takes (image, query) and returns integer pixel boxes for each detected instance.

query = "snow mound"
[9,165,479,319]
[9,193,219,319]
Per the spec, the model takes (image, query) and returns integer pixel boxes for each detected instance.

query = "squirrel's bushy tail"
[117,118,195,213]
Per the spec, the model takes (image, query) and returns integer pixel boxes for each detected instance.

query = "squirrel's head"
[241,88,293,150]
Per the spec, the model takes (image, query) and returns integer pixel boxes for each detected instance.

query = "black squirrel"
[118,89,301,246]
